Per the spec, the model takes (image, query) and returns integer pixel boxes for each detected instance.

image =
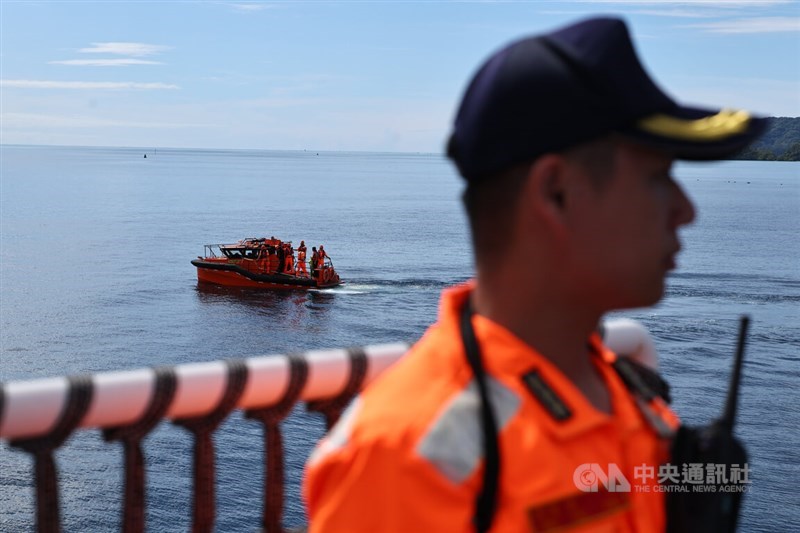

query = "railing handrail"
[0,318,658,442]
[0,342,409,441]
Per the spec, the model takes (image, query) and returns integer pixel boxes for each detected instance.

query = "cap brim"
[618,106,768,161]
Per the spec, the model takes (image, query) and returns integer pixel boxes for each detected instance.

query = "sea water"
[1,145,798,531]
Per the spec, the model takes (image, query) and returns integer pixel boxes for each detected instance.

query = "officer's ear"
[524,154,569,224]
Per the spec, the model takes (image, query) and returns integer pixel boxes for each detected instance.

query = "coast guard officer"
[304,17,765,532]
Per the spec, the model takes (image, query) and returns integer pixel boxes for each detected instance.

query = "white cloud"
[78,42,169,57]
[687,16,800,32]
[230,3,276,12]
[1,80,179,90]
[49,59,164,67]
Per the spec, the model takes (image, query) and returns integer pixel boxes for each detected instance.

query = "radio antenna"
[719,315,750,432]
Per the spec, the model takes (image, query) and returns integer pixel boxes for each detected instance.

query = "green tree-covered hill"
[733,117,800,161]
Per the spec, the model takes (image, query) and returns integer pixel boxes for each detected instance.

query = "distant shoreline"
[730,116,800,161]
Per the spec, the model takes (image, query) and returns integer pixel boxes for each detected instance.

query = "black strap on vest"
[612,356,672,404]
[459,301,500,533]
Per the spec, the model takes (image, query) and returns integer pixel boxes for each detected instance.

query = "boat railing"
[0,343,409,533]
[202,244,224,258]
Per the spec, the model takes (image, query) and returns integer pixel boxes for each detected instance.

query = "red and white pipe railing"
[0,343,409,441]
[0,319,656,441]
[0,320,657,533]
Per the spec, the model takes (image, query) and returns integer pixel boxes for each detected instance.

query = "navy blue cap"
[447,17,767,181]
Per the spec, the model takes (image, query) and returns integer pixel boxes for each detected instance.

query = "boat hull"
[191,260,340,290]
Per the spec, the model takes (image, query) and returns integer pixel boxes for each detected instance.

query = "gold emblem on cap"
[637,109,751,142]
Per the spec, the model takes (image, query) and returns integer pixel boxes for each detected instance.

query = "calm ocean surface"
[1,145,798,532]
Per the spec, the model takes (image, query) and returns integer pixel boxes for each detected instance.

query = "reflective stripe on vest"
[416,376,520,485]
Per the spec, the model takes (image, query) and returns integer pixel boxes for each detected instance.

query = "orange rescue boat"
[191,237,341,290]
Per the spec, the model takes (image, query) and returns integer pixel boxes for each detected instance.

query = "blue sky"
[1,1,798,152]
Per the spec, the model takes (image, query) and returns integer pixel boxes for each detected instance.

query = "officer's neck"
[472,281,612,414]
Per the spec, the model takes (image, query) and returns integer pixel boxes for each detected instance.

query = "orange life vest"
[304,283,677,532]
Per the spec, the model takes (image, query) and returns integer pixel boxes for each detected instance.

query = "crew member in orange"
[277,243,285,273]
[303,17,764,533]
[297,241,308,277]
[258,245,269,273]
[315,245,327,280]
[267,247,279,274]
[284,243,295,274]
[311,247,320,278]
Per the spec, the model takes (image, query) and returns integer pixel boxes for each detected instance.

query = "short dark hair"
[562,136,617,190]
[462,136,617,266]
[462,162,531,264]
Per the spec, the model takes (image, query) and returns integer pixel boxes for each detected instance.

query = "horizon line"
[0,142,446,157]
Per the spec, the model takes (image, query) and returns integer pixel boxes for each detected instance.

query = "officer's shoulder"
[364,323,469,404]
[346,325,471,439]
